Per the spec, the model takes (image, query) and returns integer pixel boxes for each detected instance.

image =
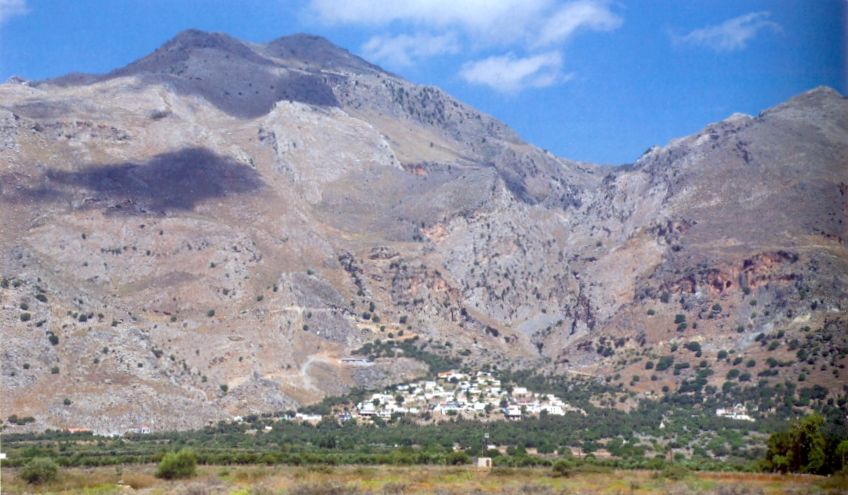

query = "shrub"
[63,398,71,406]
[656,464,691,481]
[552,459,571,477]
[207,309,215,317]
[220,384,229,393]
[155,449,197,479]
[684,342,701,353]
[446,451,470,465]
[20,312,31,322]
[51,366,59,374]
[656,356,674,371]
[21,457,59,484]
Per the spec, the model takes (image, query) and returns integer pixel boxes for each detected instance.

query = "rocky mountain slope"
[1,30,846,433]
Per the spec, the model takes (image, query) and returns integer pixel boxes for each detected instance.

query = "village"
[345,370,585,423]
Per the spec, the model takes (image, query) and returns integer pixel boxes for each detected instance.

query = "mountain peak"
[761,85,846,121]
[265,33,384,74]
[112,29,270,77]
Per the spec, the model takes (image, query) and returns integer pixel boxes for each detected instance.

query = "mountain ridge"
[1,31,845,434]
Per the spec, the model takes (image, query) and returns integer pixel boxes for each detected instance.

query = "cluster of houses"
[715,404,755,422]
[351,370,584,423]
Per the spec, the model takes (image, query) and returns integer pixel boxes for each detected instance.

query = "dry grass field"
[2,465,845,495]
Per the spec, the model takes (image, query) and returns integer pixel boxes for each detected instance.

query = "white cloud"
[460,52,566,93]
[306,0,622,92]
[362,32,460,68]
[675,12,780,52]
[0,0,28,24]
[307,0,621,47]
[534,0,622,47]
[308,0,550,43]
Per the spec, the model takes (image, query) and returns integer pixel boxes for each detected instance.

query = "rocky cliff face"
[1,30,845,433]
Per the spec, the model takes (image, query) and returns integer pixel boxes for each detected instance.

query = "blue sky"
[0,0,844,164]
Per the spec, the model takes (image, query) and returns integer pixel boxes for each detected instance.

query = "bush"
[684,342,701,353]
[155,449,197,479]
[656,356,674,371]
[21,457,59,484]
[552,459,572,477]
[446,451,470,465]
[656,464,691,481]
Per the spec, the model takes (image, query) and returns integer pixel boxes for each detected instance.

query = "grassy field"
[1,465,844,495]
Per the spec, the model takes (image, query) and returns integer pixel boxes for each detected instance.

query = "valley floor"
[1,465,841,495]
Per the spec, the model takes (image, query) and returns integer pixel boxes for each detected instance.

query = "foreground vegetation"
[3,463,845,495]
[3,370,846,475]
[3,365,846,493]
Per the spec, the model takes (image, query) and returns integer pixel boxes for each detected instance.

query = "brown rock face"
[1,31,846,433]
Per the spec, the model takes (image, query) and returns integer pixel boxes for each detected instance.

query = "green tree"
[836,440,848,471]
[763,413,827,474]
[21,457,59,484]
[155,449,197,479]
[446,451,470,465]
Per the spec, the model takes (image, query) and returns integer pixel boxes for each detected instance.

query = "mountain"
[1,30,845,433]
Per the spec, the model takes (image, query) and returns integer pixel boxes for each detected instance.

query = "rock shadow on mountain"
[2,147,264,214]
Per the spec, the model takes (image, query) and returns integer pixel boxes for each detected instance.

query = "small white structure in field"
[475,457,492,469]
[716,404,755,422]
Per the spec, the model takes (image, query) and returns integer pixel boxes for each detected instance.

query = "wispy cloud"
[307,0,550,44]
[460,52,566,93]
[0,0,28,24]
[362,32,460,68]
[674,11,780,52]
[534,0,622,48]
[306,0,622,93]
